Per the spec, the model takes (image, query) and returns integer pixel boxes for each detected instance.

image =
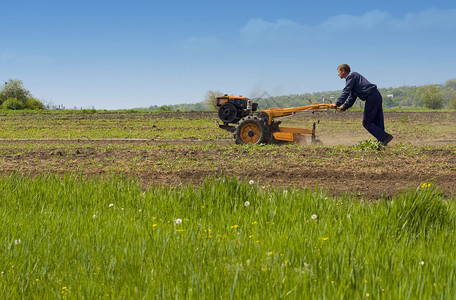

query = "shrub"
[417,85,443,109]
[2,97,25,110]
[25,96,45,110]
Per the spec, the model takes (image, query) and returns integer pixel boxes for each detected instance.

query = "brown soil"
[1,138,455,199]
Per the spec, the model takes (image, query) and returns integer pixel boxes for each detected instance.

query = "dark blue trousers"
[362,89,388,142]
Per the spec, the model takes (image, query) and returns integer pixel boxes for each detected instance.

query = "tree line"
[146,79,456,112]
[2,78,455,111]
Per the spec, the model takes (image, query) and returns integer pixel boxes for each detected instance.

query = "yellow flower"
[251,221,258,225]
[35,278,40,282]
[175,229,186,232]
[230,225,239,229]
[331,281,334,284]
[320,237,329,241]
[249,235,254,238]
[152,224,157,227]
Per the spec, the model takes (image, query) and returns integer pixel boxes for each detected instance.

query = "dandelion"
[35,278,39,282]
[366,293,370,297]
[331,281,334,284]
[138,209,142,213]
[230,225,239,229]
[175,218,182,224]
[152,224,157,227]
[420,261,425,265]
[249,180,254,185]
[311,214,317,220]
[92,214,96,219]
[108,203,114,208]
[249,235,255,238]
[320,237,329,241]
[251,221,258,225]
[14,239,21,245]
[244,201,250,207]
[420,182,432,189]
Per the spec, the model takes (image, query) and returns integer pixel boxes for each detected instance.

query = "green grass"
[1,174,455,298]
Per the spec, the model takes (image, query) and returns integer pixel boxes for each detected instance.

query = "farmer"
[331,64,393,146]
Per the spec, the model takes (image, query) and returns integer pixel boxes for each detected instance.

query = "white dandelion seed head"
[249,180,254,185]
[244,201,250,207]
[175,218,182,224]
[311,214,317,220]
[420,261,425,265]
[108,203,114,208]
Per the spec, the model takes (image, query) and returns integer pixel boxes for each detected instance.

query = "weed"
[355,139,384,151]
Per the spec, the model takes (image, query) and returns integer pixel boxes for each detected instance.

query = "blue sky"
[1,0,455,109]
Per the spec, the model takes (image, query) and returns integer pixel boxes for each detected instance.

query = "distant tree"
[444,79,456,90]
[203,90,223,111]
[0,79,30,104]
[0,79,45,110]
[450,92,456,110]
[416,85,443,109]
[156,105,172,112]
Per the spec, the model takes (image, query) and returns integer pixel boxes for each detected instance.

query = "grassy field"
[1,110,455,298]
[1,174,456,299]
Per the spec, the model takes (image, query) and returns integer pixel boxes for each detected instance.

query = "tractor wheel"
[218,102,239,123]
[234,116,270,145]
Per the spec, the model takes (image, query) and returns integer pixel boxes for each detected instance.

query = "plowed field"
[1,110,455,199]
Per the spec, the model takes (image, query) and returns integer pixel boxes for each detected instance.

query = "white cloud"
[319,10,393,33]
[240,8,456,44]
[240,18,311,44]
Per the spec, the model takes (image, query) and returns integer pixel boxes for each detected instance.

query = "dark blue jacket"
[336,72,378,109]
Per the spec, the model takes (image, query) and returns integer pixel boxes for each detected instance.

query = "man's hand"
[330,104,346,111]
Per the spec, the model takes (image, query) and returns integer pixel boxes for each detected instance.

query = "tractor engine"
[216,95,258,124]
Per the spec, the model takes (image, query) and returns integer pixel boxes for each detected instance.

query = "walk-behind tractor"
[216,94,337,145]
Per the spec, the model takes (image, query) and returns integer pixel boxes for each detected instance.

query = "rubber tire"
[218,102,238,123]
[234,116,270,145]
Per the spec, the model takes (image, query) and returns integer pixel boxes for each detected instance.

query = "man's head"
[337,64,351,79]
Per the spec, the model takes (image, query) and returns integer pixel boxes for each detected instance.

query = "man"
[331,64,393,146]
